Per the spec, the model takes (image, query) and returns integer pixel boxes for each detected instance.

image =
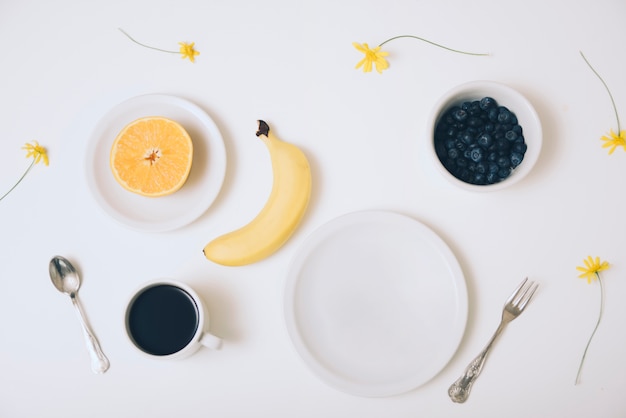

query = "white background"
[1,0,625,417]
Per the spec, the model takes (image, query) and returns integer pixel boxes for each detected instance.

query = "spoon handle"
[71,295,110,374]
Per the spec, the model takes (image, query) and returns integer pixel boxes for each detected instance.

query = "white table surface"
[1,0,625,417]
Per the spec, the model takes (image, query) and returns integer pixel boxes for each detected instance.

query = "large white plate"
[85,94,226,232]
[284,211,468,397]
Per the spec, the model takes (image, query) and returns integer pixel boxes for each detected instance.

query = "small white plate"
[284,211,468,397]
[85,94,226,232]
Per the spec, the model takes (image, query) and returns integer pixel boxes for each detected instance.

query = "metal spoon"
[49,256,110,374]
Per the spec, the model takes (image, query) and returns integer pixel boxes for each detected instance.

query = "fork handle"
[448,322,505,403]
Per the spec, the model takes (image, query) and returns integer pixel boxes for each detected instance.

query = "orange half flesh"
[110,116,193,197]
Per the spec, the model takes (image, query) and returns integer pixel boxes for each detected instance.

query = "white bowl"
[427,81,542,191]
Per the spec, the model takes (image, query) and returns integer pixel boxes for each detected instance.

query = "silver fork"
[448,277,538,403]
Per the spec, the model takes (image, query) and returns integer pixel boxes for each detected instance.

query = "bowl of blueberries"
[428,81,542,191]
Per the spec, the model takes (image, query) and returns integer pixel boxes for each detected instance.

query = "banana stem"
[256,120,270,137]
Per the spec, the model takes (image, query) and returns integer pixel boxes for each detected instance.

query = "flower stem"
[379,35,490,56]
[575,272,604,385]
[0,160,35,202]
[580,51,621,133]
[118,28,179,54]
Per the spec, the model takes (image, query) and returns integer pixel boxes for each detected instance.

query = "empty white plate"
[284,211,468,397]
[85,94,226,232]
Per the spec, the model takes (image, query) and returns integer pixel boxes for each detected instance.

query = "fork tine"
[505,277,529,305]
[516,281,538,311]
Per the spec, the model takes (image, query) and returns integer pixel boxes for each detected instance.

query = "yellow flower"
[353,42,389,74]
[22,141,48,166]
[574,255,610,385]
[1,141,48,202]
[353,36,488,74]
[600,129,626,155]
[119,29,199,63]
[576,256,610,284]
[178,42,200,63]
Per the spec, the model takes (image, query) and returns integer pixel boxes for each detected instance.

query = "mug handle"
[200,332,222,350]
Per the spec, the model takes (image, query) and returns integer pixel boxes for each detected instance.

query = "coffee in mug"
[125,280,222,359]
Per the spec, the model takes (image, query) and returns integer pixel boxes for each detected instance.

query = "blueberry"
[487,152,498,162]
[495,123,508,133]
[496,138,510,151]
[468,101,481,116]
[512,141,527,154]
[486,172,499,184]
[469,147,484,163]
[452,108,468,122]
[497,156,509,168]
[461,132,474,145]
[498,167,511,178]
[456,157,468,168]
[459,169,471,182]
[488,108,499,122]
[477,133,493,148]
[448,148,459,159]
[488,162,499,174]
[510,151,524,167]
[479,97,497,110]
[497,107,512,123]
[512,124,523,135]
[468,117,483,128]
[505,130,518,141]
[476,161,487,174]
[472,173,486,184]
[444,138,456,149]
[484,123,495,133]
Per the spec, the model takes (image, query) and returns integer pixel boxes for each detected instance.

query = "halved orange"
[110,116,193,197]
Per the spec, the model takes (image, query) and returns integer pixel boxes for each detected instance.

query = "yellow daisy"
[119,29,199,63]
[178,42,200,63]
[574,256,610,385]
[1,141,48,202]
[600,129,626,155]
[353,42,389,74]
[353,35,488,75]
[22,140,48,166]
[576,256,610,284]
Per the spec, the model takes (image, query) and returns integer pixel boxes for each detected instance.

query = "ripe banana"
[203,120,312,266]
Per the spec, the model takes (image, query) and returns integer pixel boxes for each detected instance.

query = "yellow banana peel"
[203,120,312,266]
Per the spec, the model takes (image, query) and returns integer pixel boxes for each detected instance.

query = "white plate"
[284,211,467,397]
[85,94,226,232]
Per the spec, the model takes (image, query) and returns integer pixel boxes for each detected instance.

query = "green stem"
[379,35,490,56]
[0,160,35,202]
[118,28,179,54]
[580,51,621,133]
[575,272,604,385]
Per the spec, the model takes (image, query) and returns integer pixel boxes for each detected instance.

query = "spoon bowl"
[50,256,81,296]
[49,256,110,374]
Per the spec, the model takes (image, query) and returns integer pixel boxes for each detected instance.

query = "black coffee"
[127,284,199,356]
